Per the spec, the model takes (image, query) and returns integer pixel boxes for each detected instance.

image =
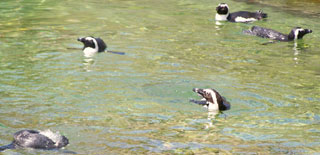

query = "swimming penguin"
[190,88,231,111]
[77,36,125,57]
[215,3,267,22]
[243,26,313,41]
[0,129,69,152]
[77,36,107,57]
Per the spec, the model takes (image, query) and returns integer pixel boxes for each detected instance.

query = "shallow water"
[0,0,319,154]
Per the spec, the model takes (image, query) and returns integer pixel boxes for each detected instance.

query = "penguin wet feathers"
[0,129,69,152]
[244,26,312,41]
[77,36,107,57]
[190,88,230,111]
[77,36,125,56]
[216,3,267,22]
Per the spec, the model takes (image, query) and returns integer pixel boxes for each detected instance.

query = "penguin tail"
[257,10,267,19]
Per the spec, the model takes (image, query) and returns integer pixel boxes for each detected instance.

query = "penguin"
[216,3,267,22]
[77,36,125,57]
[77,36,107,57]
[243,26,313,41]
[190,88,231,111]
[0,129,69,152]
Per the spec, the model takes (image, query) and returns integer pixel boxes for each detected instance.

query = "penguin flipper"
[189,99,207,105]
[0,143,15,152]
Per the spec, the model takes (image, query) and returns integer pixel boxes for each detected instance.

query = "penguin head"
[78,37,97,51]
[193,88,217,104]
[216,3,229,15]
[56,135,69,148]
[289,27,312,40]
[77,36,107,53]
[39,129,69,148]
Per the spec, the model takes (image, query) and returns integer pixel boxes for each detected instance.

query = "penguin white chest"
[207,102,219,111]
[83,47,98,57]
[215,14,228,21]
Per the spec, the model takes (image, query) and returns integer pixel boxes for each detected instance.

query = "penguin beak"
[305,29,312,33]
[77,37,84,42]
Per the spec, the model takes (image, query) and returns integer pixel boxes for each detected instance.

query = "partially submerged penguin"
[244,26,312,41]
[77,36,106,57]
[216,3,267,22]
[0,129,69,152]
[77,36,124,57]
[190,88,230,111]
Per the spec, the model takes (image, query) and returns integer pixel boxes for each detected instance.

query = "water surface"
[0,0,319,154]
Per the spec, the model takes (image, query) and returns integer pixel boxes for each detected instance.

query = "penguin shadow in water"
[190,88,231,128]
[0,129,76,154]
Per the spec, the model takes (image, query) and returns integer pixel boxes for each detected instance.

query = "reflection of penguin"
[0,129,69,152]
[206,110,220,128]
[244,26,312,41]
[190,88,231,111]
[215,3,267,22]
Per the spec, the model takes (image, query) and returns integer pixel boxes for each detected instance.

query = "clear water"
[0,0,319,154]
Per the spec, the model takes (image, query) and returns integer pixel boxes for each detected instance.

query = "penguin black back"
[94,37,107,52]
[216,3,267,22]
[244,26,312,41]
[228,10,267,22]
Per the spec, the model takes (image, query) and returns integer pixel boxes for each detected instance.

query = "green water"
[0,0,319,154]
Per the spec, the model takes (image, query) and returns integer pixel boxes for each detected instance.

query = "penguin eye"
[205,92,209,97]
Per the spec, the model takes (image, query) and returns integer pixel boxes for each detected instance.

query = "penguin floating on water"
[215,3,267,22]
[243,26,312,41]
[0,129,69,152]
[190,88,231,112]
[77,36,125,57]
